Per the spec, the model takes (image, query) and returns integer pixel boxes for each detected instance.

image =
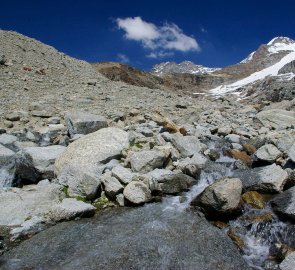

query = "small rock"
[5,113,20,121]
[129,150,167,173]
[123,181,151,204]
[255,144,282,162]
[101,172,124,199]
[112,165,135,184]
[242,191,268,209]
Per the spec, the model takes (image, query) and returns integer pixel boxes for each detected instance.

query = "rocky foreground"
[1,30,295,270]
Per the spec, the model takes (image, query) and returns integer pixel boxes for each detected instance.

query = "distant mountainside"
[151,61,220,75]
[93,37,295,103]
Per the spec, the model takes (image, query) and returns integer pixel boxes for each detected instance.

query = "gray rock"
[225,134,240,143]
[162,132,202,157]
[16,145,66,183]
[101,172,124,198]
[135,126,153,137]
[175,153,207,177]
[255,144,282,162]
[123,181,151,204]
[65,111,108,136]
[0,134,18,149]
[234,164,288,193]
[279,251,295,270]
[157,173,197,194]
[271,186,295,221]
[5,112,20,121]
[116,194,125,206]
[10,216,46,241]
[191,177,242,216]
[0,202,249,270]
[31,110,52,118]
[129,150,167,173]
[231,143,243,151]
[45,198,95,222]
[289,143,295,163]
[58,166,101,200]
[217,127,232,136]
[0,180,65,226]
[55,127,129,177]
[47,116,61,124]
[257,109,295,129]
[0,144,15,167]
[112,165,135,184]
[0,144,15,187]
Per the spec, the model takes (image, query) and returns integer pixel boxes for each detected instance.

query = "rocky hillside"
[1,30,295,270]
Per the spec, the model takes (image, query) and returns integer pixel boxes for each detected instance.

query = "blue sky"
[1,0,295,70]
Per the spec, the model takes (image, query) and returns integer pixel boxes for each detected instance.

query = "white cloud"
[146,51,174,59]
[116,17,200,58]
[117,53,130,63]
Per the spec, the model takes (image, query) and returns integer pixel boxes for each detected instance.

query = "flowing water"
[1,143,292,269]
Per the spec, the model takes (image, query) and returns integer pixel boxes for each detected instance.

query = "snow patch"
[208,51,295,96]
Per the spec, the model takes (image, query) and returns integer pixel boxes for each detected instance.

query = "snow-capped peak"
[266,36,295,54]
[152,61,220,75]
[240,37,295,64]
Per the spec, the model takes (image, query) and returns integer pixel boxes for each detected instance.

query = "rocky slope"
[1,30,295,270]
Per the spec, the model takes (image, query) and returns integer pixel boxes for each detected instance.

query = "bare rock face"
[191,177,243,218]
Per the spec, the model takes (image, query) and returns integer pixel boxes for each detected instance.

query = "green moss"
[130,142,143,149]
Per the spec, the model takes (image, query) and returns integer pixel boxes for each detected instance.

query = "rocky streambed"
[1,101,295,270]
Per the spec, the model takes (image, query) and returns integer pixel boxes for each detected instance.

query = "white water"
[156,148,288,270]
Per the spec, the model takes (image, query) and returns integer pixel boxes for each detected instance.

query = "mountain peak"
[267,36,295,46]
[151,61,220,75]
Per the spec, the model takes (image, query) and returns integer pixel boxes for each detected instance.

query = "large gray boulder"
[65,111,108,136]
[55,127,129,177]
[123,181,151,204]
[16,145,66,183]
[129,150,167,173]
[289,143,295,163]
[280,251,295,270]
[256,109,295,129]
[0,197,250,270]
[191,177,242,217]
[162,132,202,157]
[0,180,65,226]
[255,144,282,162]
[271,186,295,221]
[234,164,288,193]
[0,144,15,167]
